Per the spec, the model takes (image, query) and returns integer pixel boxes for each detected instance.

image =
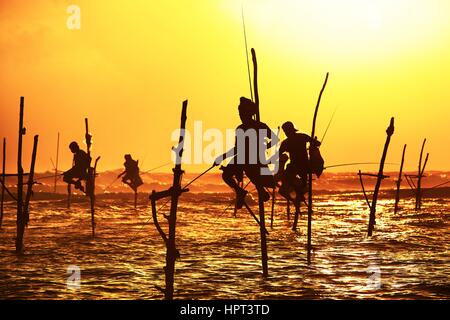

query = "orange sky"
[1,0,449,174]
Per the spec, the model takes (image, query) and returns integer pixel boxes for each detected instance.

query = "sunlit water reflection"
[0,192,448,299]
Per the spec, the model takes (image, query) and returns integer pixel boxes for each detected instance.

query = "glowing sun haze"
[0,0,449,173]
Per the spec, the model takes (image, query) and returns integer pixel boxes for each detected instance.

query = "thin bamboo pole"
[394,144,406,214]
[16,97,25,253]
[0,138,5,228]
[54,132,60,193]
[85,118,96,237]
[286,199,290,221]
[415,139,428,211]
[23,135,38,226]
[258,192,268,277]
[270,187,276,228]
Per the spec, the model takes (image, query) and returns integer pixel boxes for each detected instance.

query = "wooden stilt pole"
[84,118,98,237]
[54,132,60,193]
[16,97,25,254]
[251,48,269,276]
[307,73,329,263]
[415,139,428,211]
[286,199,290,221]
[292,202,300,231]
[270,187,276,228]
[394,144,406,214]
[1,138,6,228]
[23,135,38,226]
[134,189,138,209]
[367,118,395,236]
[258,192,268,277]
[67,184,71,209]
[150,100,188,300]
[233,180,242,218]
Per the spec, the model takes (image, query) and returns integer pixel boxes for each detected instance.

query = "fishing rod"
[324,162,399,170]
[320,106,338,145]
[103,161,172,193]
[242,3,253,101]
[142,161,172,174]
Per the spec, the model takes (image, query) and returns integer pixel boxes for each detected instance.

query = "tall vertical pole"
[165,100,188,299]
[251,48,267,276]
[368,118,395,236]
[23,135,38,226]
[0,138,5,228]
[54,132,60,193]
[394,144,406,214]
[67,184,72,209]
[415,139,426,211]
[286,199,290,221]
[85,118,95,237]
[307,73,329,262]
[16,97,25,253]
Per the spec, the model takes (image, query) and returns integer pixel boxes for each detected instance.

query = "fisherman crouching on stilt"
[277,121,322,205]
[117,154,143,192]
[213,97,278,208]
[63,141,91,192]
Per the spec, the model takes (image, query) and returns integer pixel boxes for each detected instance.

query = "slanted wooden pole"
[16,97,25,253]
[1,138,6,228]
[270,187,276,228]
[367,117,395,236]
[415,139,428,211]
[23,135,38,226]
[394,144,406,214]
[307,73,329,262]
[54,132,60,193]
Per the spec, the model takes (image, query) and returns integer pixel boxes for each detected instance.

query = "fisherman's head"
[282,121,298,138]
[238,97,257,124]
[69,141,80,153]
[124,154,132,161]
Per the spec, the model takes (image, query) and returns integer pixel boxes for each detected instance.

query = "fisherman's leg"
[222,165,247,209]
[245,166,270,202]
[63,168,76,185]
[279,164,296,201]
[221,164,243,191]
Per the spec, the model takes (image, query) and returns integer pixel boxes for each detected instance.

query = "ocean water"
[0,191,449,299]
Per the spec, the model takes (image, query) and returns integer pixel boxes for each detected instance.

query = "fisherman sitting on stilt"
[278,121,321,205]
[117,154,143,192]
[63,141,91,192]
[214,97,278,209]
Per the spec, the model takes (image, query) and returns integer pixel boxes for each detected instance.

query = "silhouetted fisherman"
[63,141,90,192]
[214,97,278,209]
[278,121,321,204]
[118,154,143,191]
